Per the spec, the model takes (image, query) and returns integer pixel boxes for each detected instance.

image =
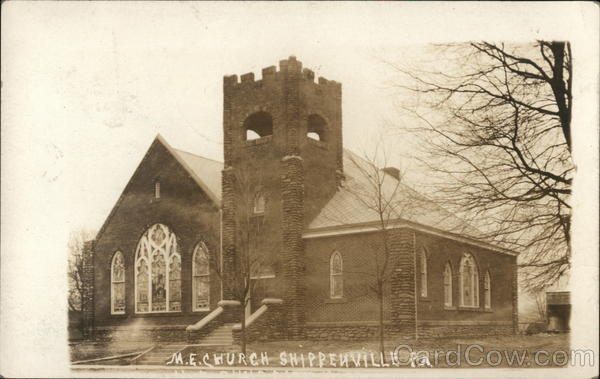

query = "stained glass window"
[111,251,125,314]
[134,224,180,313]
[330,251,343,299]
[192,242,210,311]
[460,253,479,307]
[443,262,453,307]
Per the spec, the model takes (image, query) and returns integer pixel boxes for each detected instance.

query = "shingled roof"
[171,147,223,203]
[304,150,517,255]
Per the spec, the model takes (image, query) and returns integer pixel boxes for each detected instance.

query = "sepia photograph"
[1,2,598,378]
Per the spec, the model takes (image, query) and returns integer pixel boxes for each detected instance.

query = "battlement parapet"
[223,56,340,89]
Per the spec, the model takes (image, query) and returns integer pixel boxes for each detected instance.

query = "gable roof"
[305,149,516,256]
[95,134,222,242]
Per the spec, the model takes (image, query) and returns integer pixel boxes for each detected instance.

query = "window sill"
[324,298,347,304]
[458,306,482,312]
[483,308,494,313]
[192,308,210,313]
[134,311,183,317]
[306,138,328,149]
[110,313,127,317]
[443,306,457,310]
[245,136,272,146]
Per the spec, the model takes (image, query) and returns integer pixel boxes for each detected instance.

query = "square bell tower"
[220,56,343,338]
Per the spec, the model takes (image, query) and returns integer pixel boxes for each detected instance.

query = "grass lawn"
[177,333,571,369]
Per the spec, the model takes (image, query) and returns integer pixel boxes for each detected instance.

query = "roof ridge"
[171,147,223,164]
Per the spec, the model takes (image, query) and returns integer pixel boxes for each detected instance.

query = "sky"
[1,2,598,376]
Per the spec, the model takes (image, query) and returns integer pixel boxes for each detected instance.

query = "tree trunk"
[378,284,385,359]
[240,304,247,355]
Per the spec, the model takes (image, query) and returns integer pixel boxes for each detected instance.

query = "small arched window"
[484,270,491,309]
[192,242,210,311]
[134,224,181,313]
[420,249,428,297]
[459,253,479,308]
[329,251,343,299]
[443,262,453,307]
[243,112,273,141]
[111,251,126,314]
[253,191,265,214]
[307,114,327,142]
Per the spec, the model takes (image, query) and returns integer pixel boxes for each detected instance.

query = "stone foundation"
[417,321,514,339]
[305,322,414,341]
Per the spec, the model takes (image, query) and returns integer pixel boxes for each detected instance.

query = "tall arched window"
[134,224,181,313]
[193,242,210,311]
[420,249,428,297]
[443,262,453,307]
[111,251,125,314]
[459,253,479,307]
[330,251,343,299]
[484,270,491,309]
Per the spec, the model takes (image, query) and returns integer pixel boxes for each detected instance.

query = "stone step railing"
[232,298,284,342]
[186,300,241,332]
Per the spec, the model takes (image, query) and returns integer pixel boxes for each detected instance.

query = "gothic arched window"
[330,251,343,299]
[134,224,181,313]
[443,262,453,307]
[459,253,479,308]
[192,242,210,311]
[484,270,492,309]
[420,249,428,297]
[111,251,125,314]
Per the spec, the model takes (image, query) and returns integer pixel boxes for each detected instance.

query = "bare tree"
[390,41,573,290]
[210,168,271,355]
[67,229,96,334]
[339,144,408,358]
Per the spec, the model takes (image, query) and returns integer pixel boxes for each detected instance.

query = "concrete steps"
[199,323,235,345]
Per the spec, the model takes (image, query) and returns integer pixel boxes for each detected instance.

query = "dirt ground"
[71,333,574,368]
[180,333,571,368]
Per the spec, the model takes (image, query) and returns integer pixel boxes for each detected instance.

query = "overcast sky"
[4,2,596,234]
[1,3,598,375]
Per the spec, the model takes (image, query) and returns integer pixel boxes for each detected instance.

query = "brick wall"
[414,232,515,330]
[92,139,221,328]
[303,227,518,339]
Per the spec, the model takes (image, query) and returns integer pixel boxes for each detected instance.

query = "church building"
[81,56,518,342]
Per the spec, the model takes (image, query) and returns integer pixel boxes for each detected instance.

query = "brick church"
[81,56,518,342]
